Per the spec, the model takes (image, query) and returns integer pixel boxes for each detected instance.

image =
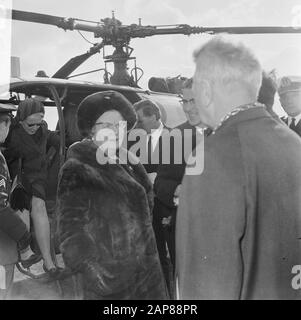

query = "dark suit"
[128,123,181,294]
[281,116,301,136]
[143,124,170,174]
[152,121,201,297]
[128,122,202,296]
[127,124,169,173]
[154,122,199,208]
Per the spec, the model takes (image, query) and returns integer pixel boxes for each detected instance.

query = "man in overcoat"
[176,37,301,300]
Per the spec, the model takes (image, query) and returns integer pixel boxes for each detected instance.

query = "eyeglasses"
[179,98,195,105]
[95,122,123,130]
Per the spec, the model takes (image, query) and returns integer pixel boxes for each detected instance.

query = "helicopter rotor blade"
[127,24,301,38]
[12,10,301,38]
[11,9,301,84]
[12,9,72,29]
[199,26,301,34]
[52,42,104,79]
[12,9,101,33]
[52,52,93,79]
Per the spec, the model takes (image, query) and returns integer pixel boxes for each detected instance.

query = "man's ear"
[6,121,11,131]
[90,125,96,136]
[200,79,212,109]
[150,114,157,123]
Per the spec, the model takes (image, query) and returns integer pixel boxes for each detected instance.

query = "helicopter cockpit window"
[44,106,59,130]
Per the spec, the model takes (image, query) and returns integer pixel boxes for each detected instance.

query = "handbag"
[9,158,31,211]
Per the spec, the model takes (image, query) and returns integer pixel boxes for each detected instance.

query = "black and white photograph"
[0,0,301,304]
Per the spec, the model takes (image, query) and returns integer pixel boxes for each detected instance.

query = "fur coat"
[57,140,168,300]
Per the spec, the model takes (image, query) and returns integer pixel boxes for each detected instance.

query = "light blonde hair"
[193,37,262,98]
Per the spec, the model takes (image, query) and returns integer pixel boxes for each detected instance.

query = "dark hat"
[16,98,45,122]
[278,76,301,95]
[77,91,137,137]
[0,103,17,115]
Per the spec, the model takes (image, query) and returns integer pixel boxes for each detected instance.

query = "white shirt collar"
[288,113,301,126]
[148,121,164,150]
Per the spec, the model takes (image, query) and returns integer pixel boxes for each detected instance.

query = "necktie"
[290,118,297,131]
[204,127,213,137]
[147,135,152,162]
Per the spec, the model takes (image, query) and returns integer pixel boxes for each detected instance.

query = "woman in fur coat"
[57,91,168,300]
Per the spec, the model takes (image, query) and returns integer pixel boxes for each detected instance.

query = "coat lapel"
[281,117,288,125]
[280,116,301,136]
[16,125,45,155]
[294,119,301,136]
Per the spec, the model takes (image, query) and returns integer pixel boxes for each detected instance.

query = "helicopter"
[0,7,301,298]
[2,8,301,198]
[9,9,301,87]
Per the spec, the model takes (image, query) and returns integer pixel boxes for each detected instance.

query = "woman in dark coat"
[57,91,168,300]
[4,98,62,277]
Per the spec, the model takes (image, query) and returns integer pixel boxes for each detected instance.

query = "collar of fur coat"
[65,139,152,196]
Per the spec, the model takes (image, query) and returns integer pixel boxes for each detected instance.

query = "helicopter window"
[44,107,59,130]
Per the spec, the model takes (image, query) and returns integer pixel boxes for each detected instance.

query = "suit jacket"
[281,116,301,137]
[154,121,198,209]
[128,124,170,174]
[177,107,301,300]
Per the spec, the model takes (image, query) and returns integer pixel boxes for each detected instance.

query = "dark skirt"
[24,174,47,202]
[31,182,46,201]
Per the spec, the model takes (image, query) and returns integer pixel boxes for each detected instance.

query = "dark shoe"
[20,253,42,269]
